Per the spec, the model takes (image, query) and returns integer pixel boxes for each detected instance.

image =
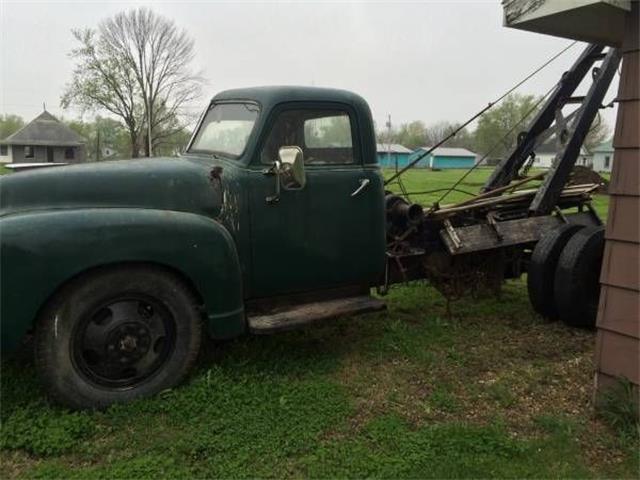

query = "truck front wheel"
[35,266,202,409]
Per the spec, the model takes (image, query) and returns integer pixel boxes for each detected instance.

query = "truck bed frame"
[384,43,619,295]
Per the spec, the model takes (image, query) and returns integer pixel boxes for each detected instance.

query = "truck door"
[247,104,385,298]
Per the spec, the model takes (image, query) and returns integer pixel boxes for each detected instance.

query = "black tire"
[528,223,585,319]
[35,266,202,409]
[554,226,605,328]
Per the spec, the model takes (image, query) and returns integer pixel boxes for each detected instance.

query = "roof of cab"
[211,85,370,110]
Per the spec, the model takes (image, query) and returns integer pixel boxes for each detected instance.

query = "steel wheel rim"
[72,295,176,389]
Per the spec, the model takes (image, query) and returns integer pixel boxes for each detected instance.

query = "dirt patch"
[569,166,609,194]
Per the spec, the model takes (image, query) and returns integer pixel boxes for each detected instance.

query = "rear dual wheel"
[554,226,605,328]
[528,224,605,328]
[527,223,585,319]
[35,266,202,409]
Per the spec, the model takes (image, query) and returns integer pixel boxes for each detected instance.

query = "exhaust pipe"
[385,194,424,226]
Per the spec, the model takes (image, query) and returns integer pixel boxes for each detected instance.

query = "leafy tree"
[424,121,476,151]
[305,115,352,147]
[584,112,610,152]
[153,124,191,156]
[0,114,24,140]
[395,121,427,150]
[376,119,476,152]
[66,116,130,161]
[474,93,540,161]
[62,7,202,158]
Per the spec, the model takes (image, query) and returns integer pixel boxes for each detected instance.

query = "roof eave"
[0,140,85,146]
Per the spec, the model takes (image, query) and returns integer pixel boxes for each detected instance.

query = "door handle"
[351,178,370,197]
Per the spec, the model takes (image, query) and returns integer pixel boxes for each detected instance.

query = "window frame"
[24,146,35,159]
[64,147,75,160]
[255,102,362,168]
[0,145,7,156]
[187,100,261,159]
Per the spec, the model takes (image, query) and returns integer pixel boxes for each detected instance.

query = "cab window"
[189,102,259,158]
[261,109,355,165]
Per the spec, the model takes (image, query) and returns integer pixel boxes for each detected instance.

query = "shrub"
[597,377,639,440]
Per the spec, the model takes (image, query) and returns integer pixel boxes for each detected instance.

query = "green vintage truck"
[0,54,614,409]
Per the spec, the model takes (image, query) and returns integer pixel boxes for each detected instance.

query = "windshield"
[189,102,259,158]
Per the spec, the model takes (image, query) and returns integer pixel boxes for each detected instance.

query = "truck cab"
[188,86,386,300]
[0,86,388,409]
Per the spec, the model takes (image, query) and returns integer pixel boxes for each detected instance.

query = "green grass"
[1,168,629,479]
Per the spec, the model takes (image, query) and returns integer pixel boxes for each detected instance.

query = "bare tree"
[584,112,611,152]
[62,8,203,157]
[423,121,474,150]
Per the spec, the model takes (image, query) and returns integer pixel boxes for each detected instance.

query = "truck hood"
[0,157,222,218]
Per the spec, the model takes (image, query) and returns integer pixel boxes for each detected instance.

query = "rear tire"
[35,266,202,409]
[554,226,605,328]
[528,223,585,319]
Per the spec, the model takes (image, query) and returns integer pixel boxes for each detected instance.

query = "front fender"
[0,208,245,352]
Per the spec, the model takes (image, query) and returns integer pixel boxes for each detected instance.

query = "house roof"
[535,139,591,155]
[0,111,86,146]
[415,146,477,157]
[376,143,412,154]
[592,139,614,153]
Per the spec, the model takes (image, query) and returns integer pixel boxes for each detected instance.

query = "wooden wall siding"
[605,196,640,242]
[597,286,640,339]
[600,242,639,290]
[595,330,639,382]
[609,149,639,196]
[595,2,640,393]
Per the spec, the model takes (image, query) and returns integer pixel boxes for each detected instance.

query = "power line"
[384,40,578,186]
[427,82,558,210]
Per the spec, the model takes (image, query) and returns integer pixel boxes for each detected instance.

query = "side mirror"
[278,146,306,190]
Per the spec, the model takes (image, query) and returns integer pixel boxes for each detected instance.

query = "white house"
[532,140,592,169]
[591,140,614,173]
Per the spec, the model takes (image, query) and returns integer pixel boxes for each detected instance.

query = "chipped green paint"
[0,86,386,351]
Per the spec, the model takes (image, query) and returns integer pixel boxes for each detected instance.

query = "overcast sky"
[0,0,619,132]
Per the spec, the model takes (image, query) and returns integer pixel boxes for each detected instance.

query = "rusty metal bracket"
[486,213,503,241]
[554,206,569,223]
[444,219,462,251]
[377,255,391,296]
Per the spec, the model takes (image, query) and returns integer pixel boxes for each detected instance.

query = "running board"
[248,295,386,334]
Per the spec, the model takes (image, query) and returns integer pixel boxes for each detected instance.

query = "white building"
[591,140,614,173]
[532,140,592,169]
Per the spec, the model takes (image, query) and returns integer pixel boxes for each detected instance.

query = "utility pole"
[147,97,153,157]
[386,114,393,169]
[96,128,101,162]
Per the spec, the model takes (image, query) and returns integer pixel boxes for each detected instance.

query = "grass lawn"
[2,168,634,479]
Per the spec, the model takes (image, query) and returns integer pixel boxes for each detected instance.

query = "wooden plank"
[609,149,640,196]
[248,296,386,334]
[430,184,596,220]
[595,329,640,384]
[600,240,640,291]
[439,215,562,255]
[613,99,639,149]
[596,285,640,339]
[450,172,545,209]
[617,46,639,101]
[605,196,640,243]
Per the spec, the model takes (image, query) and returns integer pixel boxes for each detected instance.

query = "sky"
[0,0,619,133]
